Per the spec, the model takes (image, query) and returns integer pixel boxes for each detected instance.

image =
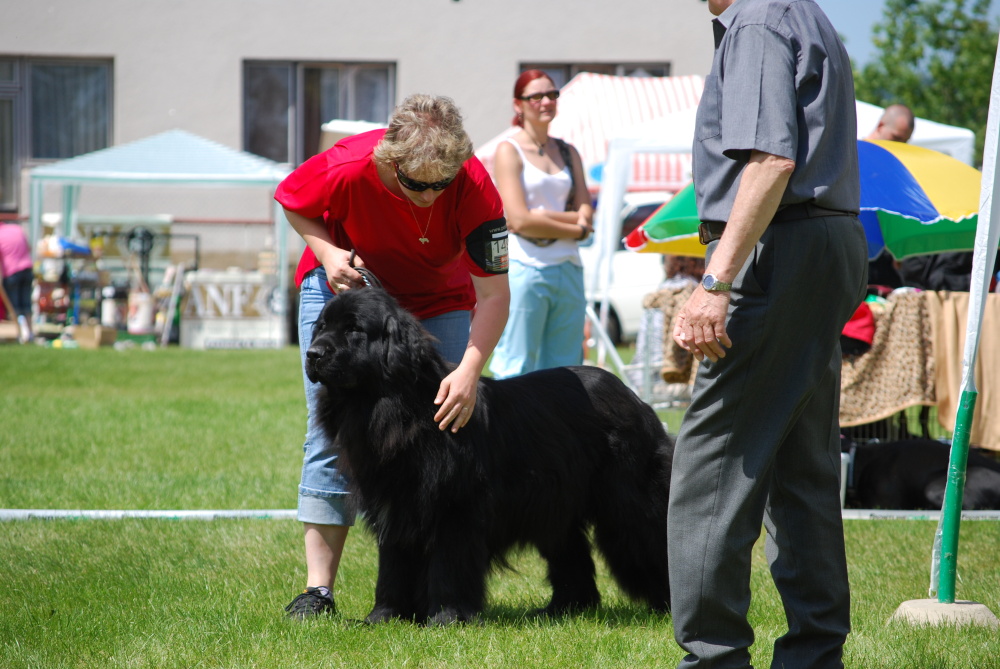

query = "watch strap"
[702,274,733,292]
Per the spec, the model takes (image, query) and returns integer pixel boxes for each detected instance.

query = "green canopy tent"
[27,129,292,343]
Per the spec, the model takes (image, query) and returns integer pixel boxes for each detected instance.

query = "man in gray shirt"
[668,1,868,667]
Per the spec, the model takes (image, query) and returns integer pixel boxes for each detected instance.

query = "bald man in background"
[866,103,915,143]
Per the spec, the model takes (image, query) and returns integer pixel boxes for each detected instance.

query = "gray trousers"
[668,215,868,669]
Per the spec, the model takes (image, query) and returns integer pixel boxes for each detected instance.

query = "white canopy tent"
[27,129,292,340]
[475,73,705,193]
[318,119,386,154]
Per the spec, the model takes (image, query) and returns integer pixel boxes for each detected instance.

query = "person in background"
[0,219,34,344]
[865,103,915,289]
[865,103,915,143]
[667,0,868,666]
[488,70,594,379]
[275,94,510,619]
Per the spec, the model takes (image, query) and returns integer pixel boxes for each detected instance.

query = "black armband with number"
[466,217,509,274]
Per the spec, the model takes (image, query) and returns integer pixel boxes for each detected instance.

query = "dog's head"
[305,288,440,391]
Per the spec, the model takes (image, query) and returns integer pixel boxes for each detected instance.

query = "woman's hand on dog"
[434,366,479,433]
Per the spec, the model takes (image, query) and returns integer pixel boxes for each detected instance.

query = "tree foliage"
[854,0,998,165]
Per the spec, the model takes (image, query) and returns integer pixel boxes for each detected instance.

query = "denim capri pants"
[297,267,471,525]
[489,260,584,379]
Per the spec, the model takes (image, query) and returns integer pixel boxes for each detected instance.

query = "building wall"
[3,0,713,147]
[2,0,714,263]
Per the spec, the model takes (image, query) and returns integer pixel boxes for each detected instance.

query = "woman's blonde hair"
[373,94,473,179]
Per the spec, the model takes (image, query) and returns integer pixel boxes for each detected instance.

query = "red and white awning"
[475,73,704,193]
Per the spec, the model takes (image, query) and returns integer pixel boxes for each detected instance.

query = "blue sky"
[821,0,1000,66]
[820,0,888,65]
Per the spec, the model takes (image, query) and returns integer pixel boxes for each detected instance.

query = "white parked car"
[579,192,671,343]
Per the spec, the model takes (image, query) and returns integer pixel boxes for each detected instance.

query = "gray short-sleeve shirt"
[693,0,860,223]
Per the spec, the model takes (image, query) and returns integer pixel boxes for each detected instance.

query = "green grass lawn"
[1,345,998,668]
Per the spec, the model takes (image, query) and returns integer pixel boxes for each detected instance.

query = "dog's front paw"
[364,606,409,624]
[426,607,480,627]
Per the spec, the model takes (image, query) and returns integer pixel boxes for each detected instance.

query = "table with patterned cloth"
[643,283,698,385]
[839,290,936,427]
[645,287,1000,451]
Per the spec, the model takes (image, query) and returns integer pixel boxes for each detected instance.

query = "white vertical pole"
[29,178,43,253]
[273,196,289,348]
[930,28,1000,601]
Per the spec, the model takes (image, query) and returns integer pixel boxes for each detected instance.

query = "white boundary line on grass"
[1,509,1000,521]
[0,509,297,520]
[842,510,1000,521]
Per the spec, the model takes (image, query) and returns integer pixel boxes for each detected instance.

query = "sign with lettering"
[182,281,279,319]
[180,270,286,349]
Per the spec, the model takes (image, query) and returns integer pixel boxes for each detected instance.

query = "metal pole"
[937,391,976,602]
[932,27,1000,603]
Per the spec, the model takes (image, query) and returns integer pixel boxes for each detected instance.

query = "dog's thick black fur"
[844,438,1000,510]
[305,289,673,625]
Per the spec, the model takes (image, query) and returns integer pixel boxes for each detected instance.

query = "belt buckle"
[698,223,716,245]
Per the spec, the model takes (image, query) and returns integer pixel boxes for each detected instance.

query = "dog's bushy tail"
[592,408,672,612]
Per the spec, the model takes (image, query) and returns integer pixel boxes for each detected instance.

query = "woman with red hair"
[489,70,594,378]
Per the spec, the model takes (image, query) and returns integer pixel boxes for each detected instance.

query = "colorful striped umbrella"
[622,181,703,256]
[624,140,982,260]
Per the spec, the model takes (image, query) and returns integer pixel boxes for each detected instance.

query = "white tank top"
[504,138,581,268]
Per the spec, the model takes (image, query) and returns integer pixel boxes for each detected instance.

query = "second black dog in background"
[845,438,1000,510]
[306,289,674,625]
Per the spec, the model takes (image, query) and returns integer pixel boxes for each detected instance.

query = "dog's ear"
[382,313,417,379]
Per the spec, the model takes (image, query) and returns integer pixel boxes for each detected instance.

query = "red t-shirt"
[275,130,507,320]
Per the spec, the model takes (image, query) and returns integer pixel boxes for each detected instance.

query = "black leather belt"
[773,202,856,223]
[697,202,856,244]
[698,220,727,244]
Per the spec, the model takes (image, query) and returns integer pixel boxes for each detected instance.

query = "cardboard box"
[0,320,18,342]
[73,324,117,349]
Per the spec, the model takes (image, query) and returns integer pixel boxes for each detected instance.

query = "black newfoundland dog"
[845,437,1000,510]
[305,289,673,625]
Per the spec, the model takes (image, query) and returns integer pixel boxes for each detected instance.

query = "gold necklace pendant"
[406,199,435,245]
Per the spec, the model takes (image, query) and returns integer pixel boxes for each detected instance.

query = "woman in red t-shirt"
[276,94,510,619]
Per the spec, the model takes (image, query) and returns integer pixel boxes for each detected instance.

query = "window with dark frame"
[519,62,672,89]
[0,57,113,213]
[244,61,395,166]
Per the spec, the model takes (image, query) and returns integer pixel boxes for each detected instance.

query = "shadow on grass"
[482,601,671,628]
[323,602,670,630]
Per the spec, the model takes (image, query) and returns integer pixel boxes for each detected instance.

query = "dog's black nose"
[306,346,326,361]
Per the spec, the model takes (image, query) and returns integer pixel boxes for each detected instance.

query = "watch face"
[702,274,730,291]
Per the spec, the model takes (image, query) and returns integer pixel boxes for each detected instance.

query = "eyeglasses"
[394,163,456,192]
[519,90,560,103]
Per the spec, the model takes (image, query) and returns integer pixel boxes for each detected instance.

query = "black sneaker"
[285,587,336,619]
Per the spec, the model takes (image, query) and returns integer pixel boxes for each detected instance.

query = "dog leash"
[349,249,383,289]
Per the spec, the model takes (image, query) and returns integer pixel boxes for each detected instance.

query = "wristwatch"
[701,274,733,292]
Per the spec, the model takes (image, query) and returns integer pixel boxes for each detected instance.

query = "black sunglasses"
[394,163,455,192]
[519,90,560,103]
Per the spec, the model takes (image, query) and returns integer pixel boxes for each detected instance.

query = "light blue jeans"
[297,267,471,525]
[489,260,584,379]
